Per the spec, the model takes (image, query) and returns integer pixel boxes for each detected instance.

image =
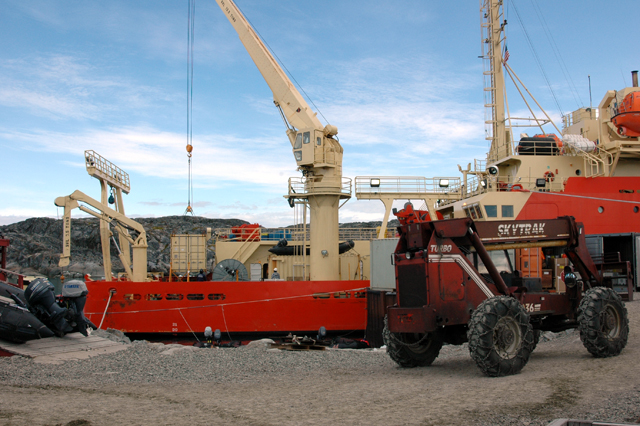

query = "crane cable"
[184,0,195,216]
[235,2,331,129]
[509,0,564,118]
[529,0,583,109]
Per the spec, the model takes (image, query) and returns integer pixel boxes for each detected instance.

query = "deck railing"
[215,227,385,243]
[0,267,24,289]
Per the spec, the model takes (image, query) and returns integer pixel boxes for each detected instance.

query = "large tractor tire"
[532,329,541,351]
[468,296,535,377]
[578,287,629,358]
[383,316,443,368]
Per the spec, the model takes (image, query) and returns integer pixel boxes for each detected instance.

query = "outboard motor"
[24,278,73,336]
[61,280,96,336]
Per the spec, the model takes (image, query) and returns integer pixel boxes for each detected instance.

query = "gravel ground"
[1,295,639,426]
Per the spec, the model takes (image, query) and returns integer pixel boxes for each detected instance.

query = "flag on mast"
[503,44,510,63]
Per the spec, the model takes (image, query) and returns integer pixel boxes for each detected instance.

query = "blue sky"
[1,1,638,227]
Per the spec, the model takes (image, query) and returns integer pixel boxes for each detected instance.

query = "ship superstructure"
[355,0,640,289]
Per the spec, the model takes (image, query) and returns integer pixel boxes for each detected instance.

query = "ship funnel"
[632,70,638,88]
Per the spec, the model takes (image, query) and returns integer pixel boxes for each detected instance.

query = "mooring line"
[98,289,115,330]
[178,308,200,341]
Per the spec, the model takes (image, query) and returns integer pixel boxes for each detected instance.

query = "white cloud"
[0,55,170,122]
[1,126,298,187]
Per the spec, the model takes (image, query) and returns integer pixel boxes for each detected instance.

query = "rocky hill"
[0,216,247,279]
[0,216,397,279]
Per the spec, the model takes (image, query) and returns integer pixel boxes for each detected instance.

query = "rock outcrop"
[0,216,247,279]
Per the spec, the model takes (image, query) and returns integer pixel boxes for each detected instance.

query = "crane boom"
[215,0,342,171]
[214,0,349,281]
[216,0,323,133]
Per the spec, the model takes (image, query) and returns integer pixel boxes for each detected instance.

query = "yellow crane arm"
[215,0,324,134]
[54,190,148,282]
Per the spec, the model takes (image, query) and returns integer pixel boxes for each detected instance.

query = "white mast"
[481,0,511,163]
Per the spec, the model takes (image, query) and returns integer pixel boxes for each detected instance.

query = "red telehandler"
[384,204,629,376]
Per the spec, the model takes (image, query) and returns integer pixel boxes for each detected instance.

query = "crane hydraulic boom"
[215,0,349,281]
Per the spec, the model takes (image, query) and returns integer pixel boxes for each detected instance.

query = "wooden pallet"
[0,332,128,364]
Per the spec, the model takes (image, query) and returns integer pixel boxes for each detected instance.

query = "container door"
[250,263,262,281]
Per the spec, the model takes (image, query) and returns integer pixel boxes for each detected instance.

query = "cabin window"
[294,133,302,149]
[502,205,514,217]
[475,249,515,274]
[485,205,498,218]
[303,131,311,144]
[317,137,322,145]
[473,204,483,219]
[469,206,477,219]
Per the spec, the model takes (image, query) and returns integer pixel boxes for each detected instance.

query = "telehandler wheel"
[531,329,541,352]
[383,316,443,368]
[468,296,534,377]
[578,287,629,358]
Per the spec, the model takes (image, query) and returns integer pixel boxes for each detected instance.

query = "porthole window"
[634,206,639,213]
[575,169,581,176]
[598,206,604,213]
[166,293,184,301]
[124,294,141,301]
[313,293,331,299]
[187,294,204,300]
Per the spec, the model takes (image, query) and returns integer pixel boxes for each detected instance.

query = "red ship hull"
[84,279,369,335]
[516,176,640,234]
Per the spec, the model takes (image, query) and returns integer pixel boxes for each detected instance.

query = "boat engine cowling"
[24,278,73,336]
[62,280,88,298]
[61,280,95,336]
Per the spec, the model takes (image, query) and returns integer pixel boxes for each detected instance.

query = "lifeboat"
[612,91,640,137]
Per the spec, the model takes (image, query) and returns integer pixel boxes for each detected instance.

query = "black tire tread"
[467,296,534,377]
[383,316,443,368]
[578,287,629,358]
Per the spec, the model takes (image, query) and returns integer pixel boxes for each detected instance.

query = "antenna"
[587,75,593,118]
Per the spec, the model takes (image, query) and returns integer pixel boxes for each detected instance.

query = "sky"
[1,0,638,227]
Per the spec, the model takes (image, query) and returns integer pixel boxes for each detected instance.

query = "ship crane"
[215,0,350,281]
[55,151,148,283]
